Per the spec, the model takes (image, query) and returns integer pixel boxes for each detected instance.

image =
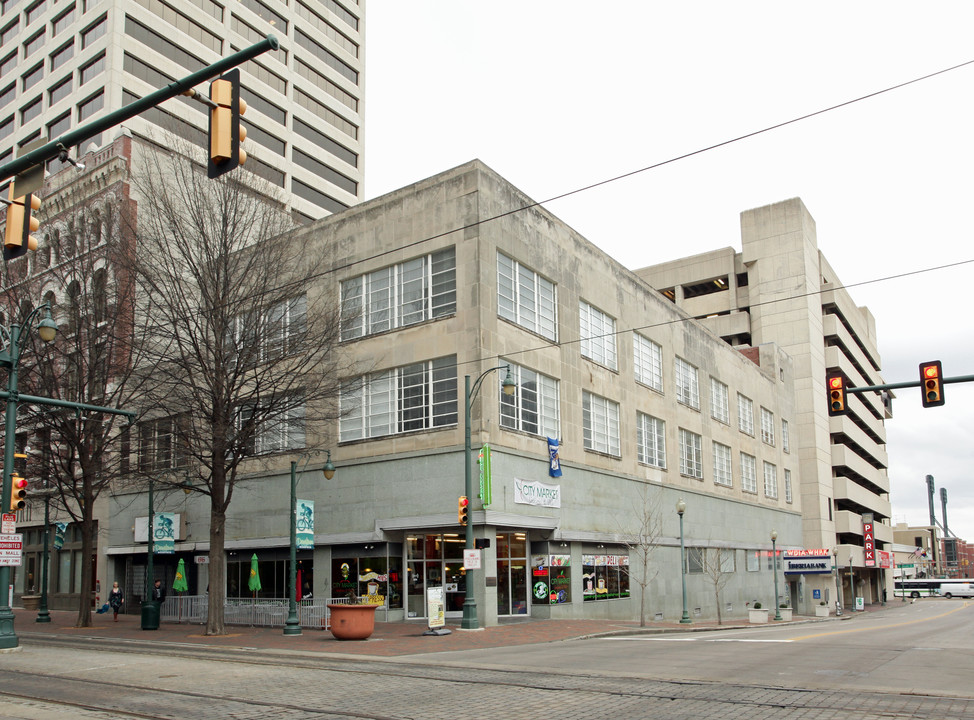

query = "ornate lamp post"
[461,365,515,630]
[284,451,335,636]
[676,498,691,624]
[0,303,57,649]
[771,529,782,621]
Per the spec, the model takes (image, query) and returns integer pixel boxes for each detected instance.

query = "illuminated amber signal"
[827,373,846,416]
[919,361,945,408]
[458,496,469,526]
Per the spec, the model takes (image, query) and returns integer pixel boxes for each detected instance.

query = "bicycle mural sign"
[296,499,314,549]
[153,512,176,554]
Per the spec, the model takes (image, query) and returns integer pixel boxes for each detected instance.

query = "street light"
[462,364,515,630]
[284,450,335,636]
[0,303,57,650]
[676,498,691,624]
[770,530,782,621]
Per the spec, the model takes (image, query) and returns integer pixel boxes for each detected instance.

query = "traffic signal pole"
[0,35,279,186]
[845,373,974,395]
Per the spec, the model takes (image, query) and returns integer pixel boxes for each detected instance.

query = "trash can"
[141,600,160,630]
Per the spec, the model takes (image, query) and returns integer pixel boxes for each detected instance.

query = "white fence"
[159,596,333,629]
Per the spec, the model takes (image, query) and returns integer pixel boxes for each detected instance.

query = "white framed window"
[738,393,754,435]
[713,442,732,487]
[497,252,557,341]
[633,333,662,391]
[340,356,458,441]
[636,412,665,468]
[760,407,775,446]
[264,295,307,361]
[675,357,699,409]
[138,414,189,472]
[678,428,703,478]
[741,452,757,493]
[781,419,790,453]
[237,398,306,455]
[784,468,793,504]
[582,390,620,455]
[763,461,778,499]
[711,378,729,423]
[746,550,760,572]
[500,362,559,438]
[579,300,617,370]
[341,247,456,340]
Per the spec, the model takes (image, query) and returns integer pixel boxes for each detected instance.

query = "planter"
[21,595,41,611]
[748,608,768,624]
[815,605,831,617]
[327,603,378,640]
[777,608,793,621]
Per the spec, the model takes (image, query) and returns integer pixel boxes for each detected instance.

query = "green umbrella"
[172,558,189,593]
[248,553,262,593]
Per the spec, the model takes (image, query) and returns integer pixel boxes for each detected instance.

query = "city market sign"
[513,478,561,508]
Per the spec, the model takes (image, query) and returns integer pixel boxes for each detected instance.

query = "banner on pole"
[296,499,314,549]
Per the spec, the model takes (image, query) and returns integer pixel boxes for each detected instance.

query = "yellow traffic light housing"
[827,373,846,416]
[9,474,27,512]
[919,361,945,408]
[3,186,40,261]
[208,69,247,178]
[458,496,469,526]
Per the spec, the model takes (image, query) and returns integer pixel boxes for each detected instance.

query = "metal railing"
[159,595,332,629]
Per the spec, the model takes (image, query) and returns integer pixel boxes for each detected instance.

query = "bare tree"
[124,144,346,635]
[2,186,145,628]
[619,486,664,626]
[697,545,735,625]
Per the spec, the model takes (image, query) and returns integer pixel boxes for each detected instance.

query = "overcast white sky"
[363,2,974,541]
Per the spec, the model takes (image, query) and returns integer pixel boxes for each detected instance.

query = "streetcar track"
[5,639,974,720]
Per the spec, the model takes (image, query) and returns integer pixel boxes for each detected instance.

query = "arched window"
[93,268,108,324]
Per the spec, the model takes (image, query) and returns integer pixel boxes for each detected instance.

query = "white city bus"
[894,579,943,598]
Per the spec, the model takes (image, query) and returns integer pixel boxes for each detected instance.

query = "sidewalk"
[10,603,890,658]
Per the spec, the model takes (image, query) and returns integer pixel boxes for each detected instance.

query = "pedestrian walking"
[108,582,124,621]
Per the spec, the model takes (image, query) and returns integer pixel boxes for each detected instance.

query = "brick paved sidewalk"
[11,603,890,657]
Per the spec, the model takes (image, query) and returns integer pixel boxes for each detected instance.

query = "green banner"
[479,443,492,507]
[296,499,314,549]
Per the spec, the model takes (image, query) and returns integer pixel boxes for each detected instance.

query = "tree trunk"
[205,508,227,635]
[75,512,94,628]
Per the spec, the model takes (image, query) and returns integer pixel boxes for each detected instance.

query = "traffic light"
[207,69,247,178]
[3,186,40,261]
[827,373,846,416]
[458,496,469,526]
[919,360,945,408]
[9,474,27,512]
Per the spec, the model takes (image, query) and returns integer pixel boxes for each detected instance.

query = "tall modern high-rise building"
[0,0,364,220]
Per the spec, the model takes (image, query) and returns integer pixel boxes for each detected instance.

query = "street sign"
[463,549,481,570]
[1,514,15,534]
[0,534,23,566]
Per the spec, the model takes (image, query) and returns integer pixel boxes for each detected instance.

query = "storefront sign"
[784,549,832,575]
[878,550,891,569]
[296,499,314,549]
[513,478,561,508]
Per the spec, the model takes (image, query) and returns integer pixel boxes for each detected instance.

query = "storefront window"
[332,550,403,609]
[530,554,571,605]
[582,553,630,600]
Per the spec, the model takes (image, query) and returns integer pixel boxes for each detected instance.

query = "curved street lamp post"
[462,364,515,630]
[676,499,691,624]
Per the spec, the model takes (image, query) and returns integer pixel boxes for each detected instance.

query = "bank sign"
[784,549,832,575]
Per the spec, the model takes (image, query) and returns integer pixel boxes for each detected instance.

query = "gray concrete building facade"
[637,198,893,609]
[103,161,807,624]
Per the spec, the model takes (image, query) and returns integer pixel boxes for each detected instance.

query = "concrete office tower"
[637,198,892,607]
[0,0,364,220]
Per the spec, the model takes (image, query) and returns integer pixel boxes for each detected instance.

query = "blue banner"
[53,522,67,550]
[548,437,562,477]
[153,512,175,554]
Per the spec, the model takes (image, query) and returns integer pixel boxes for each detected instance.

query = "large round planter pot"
[327,603,378,640]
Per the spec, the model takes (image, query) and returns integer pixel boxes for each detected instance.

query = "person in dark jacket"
[108,582,124,621]
[152,579,166,603]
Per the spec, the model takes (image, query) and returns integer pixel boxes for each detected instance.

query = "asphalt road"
[0,599,971,719]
